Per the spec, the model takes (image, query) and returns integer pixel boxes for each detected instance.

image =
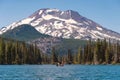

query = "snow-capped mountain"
[1,8,120,40]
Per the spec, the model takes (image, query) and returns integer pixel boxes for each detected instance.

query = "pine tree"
[77,47,82,64]
[51,47,58,64]
[105,47,110,64]
[15,53,20,64]
[67,49,73,64]
[0,38,5,64]
[93,43,99,65]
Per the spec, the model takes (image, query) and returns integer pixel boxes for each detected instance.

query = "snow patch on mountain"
[96,26,103,31]
[39,10,43,15]
[46,9,59,13]
[42,14,77,24]
[21,17,35,24]
[0,8,120,41]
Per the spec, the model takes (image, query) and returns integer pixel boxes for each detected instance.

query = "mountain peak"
[29,8,82,22]
[29,8,60,18]
[1,8,120,41]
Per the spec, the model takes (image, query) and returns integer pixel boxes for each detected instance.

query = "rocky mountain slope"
[0,8,120,40]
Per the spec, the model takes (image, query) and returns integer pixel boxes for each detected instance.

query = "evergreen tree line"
[0,37,42,64]
[0,37,120,65]
[51,39,120,65]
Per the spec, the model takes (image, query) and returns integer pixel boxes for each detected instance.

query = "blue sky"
[0,0,120,33]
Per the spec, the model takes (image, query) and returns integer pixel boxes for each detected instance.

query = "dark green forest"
[0,37,42,64]
[0,37,120,65]
[51,39,120,65]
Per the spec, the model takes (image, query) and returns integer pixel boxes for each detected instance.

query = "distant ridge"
[1,24,50,41]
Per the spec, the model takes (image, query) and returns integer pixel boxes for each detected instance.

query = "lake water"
[0,65,120,80]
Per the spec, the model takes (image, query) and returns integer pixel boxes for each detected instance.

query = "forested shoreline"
[0,37,42,64]
[0,37,120,65]
[51,39,120,65]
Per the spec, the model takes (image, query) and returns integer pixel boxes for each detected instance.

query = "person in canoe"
[56,61,64,66]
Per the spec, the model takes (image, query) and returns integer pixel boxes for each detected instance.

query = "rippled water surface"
[0,65,120,80]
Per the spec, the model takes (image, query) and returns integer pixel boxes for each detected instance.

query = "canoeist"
[56,61,64,66]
